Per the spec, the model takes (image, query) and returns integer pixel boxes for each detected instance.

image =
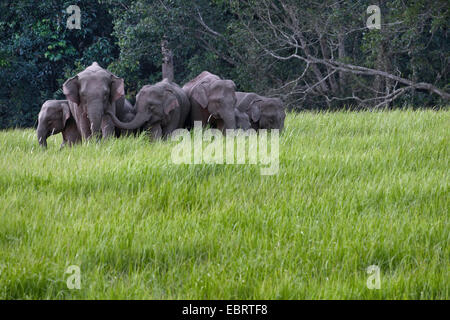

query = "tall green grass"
[0,110,448,299]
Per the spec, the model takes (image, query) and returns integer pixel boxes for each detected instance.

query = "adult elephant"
[183,71,244,132]
[235,92,286,131]
[207,108,251,131]
[37,100,81,148]
[107,79,190,139]
[62,62,125,140]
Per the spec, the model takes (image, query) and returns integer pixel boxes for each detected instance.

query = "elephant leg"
[62,118,82,147]
[162,112,180,139]
[68,102,90,140]
[150,124,163,140]
[215,119,225,133]
[78,114,91,140]
[101,114,115,139]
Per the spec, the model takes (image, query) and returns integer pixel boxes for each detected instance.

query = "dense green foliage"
[0,0,119,128]
[1,0,449,128]
[0,111,448,298]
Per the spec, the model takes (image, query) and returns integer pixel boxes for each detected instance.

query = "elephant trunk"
[220,108,236,131]
[87,102,103,138]
[107,109,151,130]
[235,109,251,130]
[37,126,48,148]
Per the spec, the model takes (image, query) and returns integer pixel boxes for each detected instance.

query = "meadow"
[0,110,448,299]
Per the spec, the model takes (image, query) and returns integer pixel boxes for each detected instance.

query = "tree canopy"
[1,0,448,128]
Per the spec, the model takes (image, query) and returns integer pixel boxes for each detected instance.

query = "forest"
[0,1,448,301]
[0,0,449,129]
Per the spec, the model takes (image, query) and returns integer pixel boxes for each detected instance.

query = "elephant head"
[234,108,251,130]
[238,92,285,130]
[192,76,238,130]
[63,62,124,139]
[37,100,71,148]
[107,81,180,133]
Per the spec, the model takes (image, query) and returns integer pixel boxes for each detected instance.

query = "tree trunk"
[161,37,174,82]
[297,32,329,93]
[373,41,385,96]
[319,35,338,94]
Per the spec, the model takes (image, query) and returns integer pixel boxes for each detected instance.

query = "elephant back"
[182,71,220,97]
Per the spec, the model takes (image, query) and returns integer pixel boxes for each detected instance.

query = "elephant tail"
[106,110,151,130]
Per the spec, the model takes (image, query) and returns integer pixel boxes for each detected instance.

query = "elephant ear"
[192,83,208,109]
[250,99,262,122]
[163,90,179,115]
[63,75,80,105]
[61,102,71,127]
[110,75,125,103]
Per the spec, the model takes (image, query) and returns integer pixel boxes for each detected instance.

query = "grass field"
[0,110,448,299]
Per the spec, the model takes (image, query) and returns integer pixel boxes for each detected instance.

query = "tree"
[1,0,448,129]
[0,0,118,128]
[229,0,449,108]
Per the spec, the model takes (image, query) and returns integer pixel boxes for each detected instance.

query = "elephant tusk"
[207,114,213,124]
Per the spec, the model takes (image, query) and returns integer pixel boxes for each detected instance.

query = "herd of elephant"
[37,62,286,148]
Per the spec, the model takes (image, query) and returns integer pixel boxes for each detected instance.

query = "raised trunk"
[108,110,151,130]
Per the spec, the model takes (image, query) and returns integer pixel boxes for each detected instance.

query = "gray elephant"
[37,100,81,148]
[63,62,125,140]
[235,92,286,131]
[107,79,190,139]
[114,96,137,137]
[234,107,251,130]
[207,107,251,131]
[183,71,249,131]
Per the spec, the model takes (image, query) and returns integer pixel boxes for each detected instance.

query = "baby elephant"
[108,79,190,139]
[37,100,81,148]
[236,92,286,131]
